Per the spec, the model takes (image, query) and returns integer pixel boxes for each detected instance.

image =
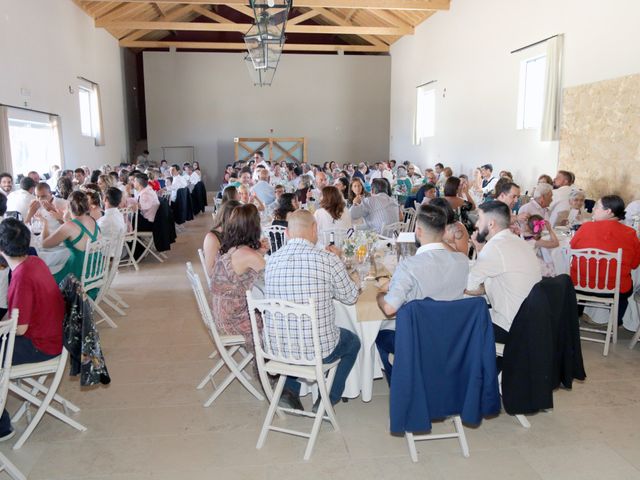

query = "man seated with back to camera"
[375,204,469,383]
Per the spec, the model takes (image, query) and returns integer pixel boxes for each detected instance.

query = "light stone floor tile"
[1,207,640,479]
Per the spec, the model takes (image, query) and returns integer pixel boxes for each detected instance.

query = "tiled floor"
[2,208,640,479]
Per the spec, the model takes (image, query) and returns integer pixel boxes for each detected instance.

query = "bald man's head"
[286,209,317,244]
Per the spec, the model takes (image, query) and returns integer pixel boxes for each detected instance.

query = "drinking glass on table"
[30,218,44,248]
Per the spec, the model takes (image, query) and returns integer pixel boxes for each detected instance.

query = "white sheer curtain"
[91,83,105,147]
[0,106,12,173]
[541,34,564,141]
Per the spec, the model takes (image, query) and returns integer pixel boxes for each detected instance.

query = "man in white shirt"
[6,177,36,220]
[476,164,499,199]
[97,187,126,257]
[251,168,275,205]
[182,163,199,192]
[376,204,469,382]
[310,171,328,201]
[167,165,188,202]
[24,183,67,232]
[466,201,541,342]
[549,170,575,214]
[0,174,13,196]
[519,182,553,220]
[73,168,88,189]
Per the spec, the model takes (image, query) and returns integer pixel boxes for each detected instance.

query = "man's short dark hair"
[478,200,511,228]
[495,180,520,197]
[134,173,149,188]
[416,204,447,233]
[183,162,191,168]
[105,187,123,207]
[160,159,167,164]
[370,178,388,195]
[20,177,36,192]
[255,150,264,158]
[0,193,6,217]
[435,162,444,169]
[293,166,303,177]
[143,150,149,155]
[557,170,575,185]
[35,182,52,193]
[0,173,12,182]
[74,168,85,175]
[0,218,31,257]
[171,164,180,171]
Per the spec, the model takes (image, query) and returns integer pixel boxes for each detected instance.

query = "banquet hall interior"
[0,0,639,478]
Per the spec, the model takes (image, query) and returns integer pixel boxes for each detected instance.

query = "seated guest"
[251,168,275,205]
[82,185,103,222]
[97,174,116,194]
[518,182,553,221]
[443,176,475,232]
[202,200,240,278]
[265,210,360,411]
[466,201,541,343]
[375,205,469,383]
[6,177,36,220]
[133,173,160,232]
[221,185,239,204]
[347,177,368,207]
[97,187,126,257]
[394,166,413,201]
[522,215,559,277]
[473,164,498,200]
[267,184,285,214]
[73,168,88,188]
[549,170,576,213]
[350,178,400,234]
[416,182,437,206]
[495,180,521,211]
[271,193,298,227]
[0,219,65,440]
[430,198,470,255]
[538,174,554,185]
[167,164,189,202]
[209,205,267,376]
[238,184,265,212]
[294,175,312,205]
[311,171,329,201]
[550,189,587,227]
[42,191,101,295]
[24,182,67,232]
[314,186,352,247]
[56,176,73,201]
[333,177,349,201]
[570,195,640,325]
[0,173,13,196]
[147,170,161,192]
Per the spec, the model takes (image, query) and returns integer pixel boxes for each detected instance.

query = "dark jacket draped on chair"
[153,197,177,252]
[60,274,110,386]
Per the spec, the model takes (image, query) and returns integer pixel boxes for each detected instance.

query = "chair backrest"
[185,262,225,351]
[197,248,212,289]
[319,228,351,248]
[104,232,125,286]
[262,225,287,254]
[381,221,407,239]
[401,207,417,232]
[569,248,623,296]
[246,291,321,368]
[118,207,137,239]
[0,309,18,413]
[81,239,112,293]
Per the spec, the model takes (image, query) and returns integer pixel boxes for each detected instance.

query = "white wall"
[144,51,390,187]
[389,0,640,190]
[0,0,127,172]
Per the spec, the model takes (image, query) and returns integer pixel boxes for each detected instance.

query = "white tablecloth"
[37,246,70,275]
[550,232,639,332]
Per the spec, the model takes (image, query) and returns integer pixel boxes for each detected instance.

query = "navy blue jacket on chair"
[390,296,501,434]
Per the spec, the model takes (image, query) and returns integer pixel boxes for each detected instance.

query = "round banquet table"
[549,230,639,332]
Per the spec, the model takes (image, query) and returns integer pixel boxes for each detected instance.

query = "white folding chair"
[136,211,165,264]
[380,221,407,239]
[570,248,623,356]
[246,291,340,461]
[629,293,640,350]
[495,343,531,428]
[101,233,128,318]
[9,348,87,449]
[81,238,116,328]
[186,263,264,407]
[262,225,287,254]
[401,207,417,232]
[119,207,140,271]
[197,248,212,289]
[0,311,26,479]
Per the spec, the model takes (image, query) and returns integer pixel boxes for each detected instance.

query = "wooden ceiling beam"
[86,0,450,11]
[120,4,194,42]
[287,9,321,26]
[190,5,229,23]
[119,39,389,52]
[313,7,387,47]
[367,9,413,28]
[96,19,413,35]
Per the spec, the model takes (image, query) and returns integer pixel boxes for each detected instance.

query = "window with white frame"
[78,81,104,145]
[416,85,435,139]
[517,54,546,130]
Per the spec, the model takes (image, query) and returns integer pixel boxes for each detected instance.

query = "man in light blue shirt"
[375,204,469,383]
[251,167,275,205]
[350,178,400,233]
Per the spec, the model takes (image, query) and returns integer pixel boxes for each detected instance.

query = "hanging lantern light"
[244,54,279,87]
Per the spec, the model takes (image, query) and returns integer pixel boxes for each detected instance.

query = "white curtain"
[540,34,564,141]
[91,83,105,147]
[0,106,12,174]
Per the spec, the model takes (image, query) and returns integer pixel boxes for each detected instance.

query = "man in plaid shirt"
[265,210,360,411]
